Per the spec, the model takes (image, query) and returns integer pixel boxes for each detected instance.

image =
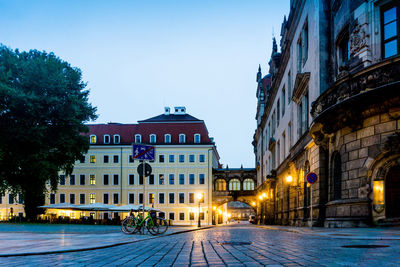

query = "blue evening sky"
[0,0,289,168]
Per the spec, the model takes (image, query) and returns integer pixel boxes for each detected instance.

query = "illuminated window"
[135,134,142,143]
[200,212,205,220]
[90,175,95,185]
[164,134,171,143]
[189,193,194,203]
[90,135,97,144]
[215,179,226,191]
[194,134,201,143]
[150,134,156,143]
[179,134,186,143]
[90,193,95,204]
[113,134,120,144]
[190,212,195,220]
[90,155,95,163]
[149,193,154,204]
[104,135,110,144]
[243,179,254,190]
[229,178,241,191]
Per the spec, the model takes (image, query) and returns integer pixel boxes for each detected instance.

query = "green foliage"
[0,45,97,219]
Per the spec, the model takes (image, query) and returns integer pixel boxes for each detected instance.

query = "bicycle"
[121,212,168,235]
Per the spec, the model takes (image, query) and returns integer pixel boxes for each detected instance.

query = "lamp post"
[197,193,203,227]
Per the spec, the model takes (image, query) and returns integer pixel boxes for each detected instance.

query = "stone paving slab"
[0,223,212,256]
[257,225,400,240]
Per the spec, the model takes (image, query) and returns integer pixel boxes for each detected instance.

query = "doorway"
[386,165,400,218]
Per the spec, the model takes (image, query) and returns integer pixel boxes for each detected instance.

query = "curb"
[0,226,214,257]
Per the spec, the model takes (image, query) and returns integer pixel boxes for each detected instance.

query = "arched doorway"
[386,165,400,218]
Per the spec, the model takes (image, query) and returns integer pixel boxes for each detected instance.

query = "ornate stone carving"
[350,22,369,56]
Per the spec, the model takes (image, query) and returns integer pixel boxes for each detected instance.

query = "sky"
[0,0,289,168]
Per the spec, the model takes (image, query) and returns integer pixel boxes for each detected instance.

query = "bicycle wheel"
[146,219,160,236]
[122,217,139,234]
[155,218,168,234]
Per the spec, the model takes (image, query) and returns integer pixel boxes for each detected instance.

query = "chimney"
[164,107,170,115]
[174,106,186,115]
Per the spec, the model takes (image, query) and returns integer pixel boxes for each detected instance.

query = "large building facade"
[0,107,220,225]
[254,0,400,227]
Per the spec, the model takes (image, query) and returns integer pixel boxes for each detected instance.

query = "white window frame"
[179,134,186,143]
[90,135,97,144]
[113,193,119,204]
[89,193,96,204]
[149,134,156,143]
[164,134,171,143]
[128,192,135,204]
[103,193,109,204]
[194,134,201,143]
[113,134,120,144]
[134,134,142,143]
[104,134,111,144]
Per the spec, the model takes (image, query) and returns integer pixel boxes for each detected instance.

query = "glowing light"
[262,192,267,198]
[218,209,222,215]
[196,193,203,201]
[228,213,231,218]
[373,180,384,205]
[212,206,216,211]
[258,195,263,200]
[251,202,256,206]
[286,175,293,183]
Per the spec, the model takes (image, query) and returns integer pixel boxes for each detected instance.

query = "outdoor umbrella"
[38,203,80,210]
[76,203,116,219]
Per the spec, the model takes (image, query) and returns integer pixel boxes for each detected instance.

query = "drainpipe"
[120,147,123,204]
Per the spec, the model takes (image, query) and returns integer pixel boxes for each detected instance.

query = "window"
[190,212,195,220]
[129,174,134,185]
[90,155,95,163]
[169,193,175,204]
[139,193,143,204]
[90,193,95,204]
[159,174,164,185]
[189,174,195,185]
[199,155,205,162]
[149,174,154,185]
[59,175,65,185]
[103,155,109,163]
[277,141,281,166]
[150,134,156,143]
[60,194,65,203]
[79,156,85,163]
[200,212,205,220]
[179,193,185,203]
[272,110,276,135]
[80,194,85,204]
[229,178,240,191]
[169,174,175,185]
[90,135,97,144]
[282,132,286,159]
[199,193,204,203]
[129,155,135,163]
[179,212,185,221]
[113,134,120,144]
[80,174,85,185]
[129,193,134,204]
[199,174,205,185]
[337,31,350,71]
[135,134,142,143]
[243,179,254,190]
[332,152,342,200]
[113,193,119,204]
[49,194,55,204]
[159,193,165,204]
[113,155,119,163]
[149,193,154,204]
[90,174,95,185]
[103,193,109,204]
[282,88,286,116]
[297,92,309,137]
[382,4,399,58]
[277,100,280,126]
[179,155,185,163]
[164,134,171,143]
[139,175,143,185]
[70,174,75,185]
[169,155,175,163]
[288,122,292,148]
[189,193,194,204]
[159,155,165,163]
[70,194,75,204]
[298,20,308,71]
[288,71,292,103]
[113,174,119,185]
[169,212,175,220]
[215,179,226,191]
[104,135,110,144]
[189,155,195,162]
[179,174,185,185]
[179,134,186,143]
[194,134,201,143]
[103,174,109,185]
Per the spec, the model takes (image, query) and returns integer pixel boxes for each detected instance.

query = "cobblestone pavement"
[1,224,400,266]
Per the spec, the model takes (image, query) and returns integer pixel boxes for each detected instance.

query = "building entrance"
[386,165,400,218]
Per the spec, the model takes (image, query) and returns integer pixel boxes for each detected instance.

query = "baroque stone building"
[254,0,400,227]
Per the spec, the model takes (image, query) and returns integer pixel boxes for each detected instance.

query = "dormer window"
[104,135,110,144]
[90,135,97,144]
[113,134,120,144]
[150,134,156,144]
[165,134,171,143]
[135,134,142,143]
[194,134,201,143]
[179,134,186,143]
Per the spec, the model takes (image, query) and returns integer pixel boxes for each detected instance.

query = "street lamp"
[197,193,203,227]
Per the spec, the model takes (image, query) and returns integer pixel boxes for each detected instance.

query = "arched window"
[179,134,186,143]
[104,135,110,144]
[164,134,171,143]
[194,134,201,143]
[149,134,156,144]
[90,135,97,144]
[215,179,226,191]
[243,179,254,190]
[229,178,241,191]
[332,152,341,200]
[134,134,142,143]
[113,134,120,144]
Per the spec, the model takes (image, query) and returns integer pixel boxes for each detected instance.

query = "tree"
[0,45,97,220]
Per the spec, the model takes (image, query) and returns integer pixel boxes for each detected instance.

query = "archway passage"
[386,165,400,218]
